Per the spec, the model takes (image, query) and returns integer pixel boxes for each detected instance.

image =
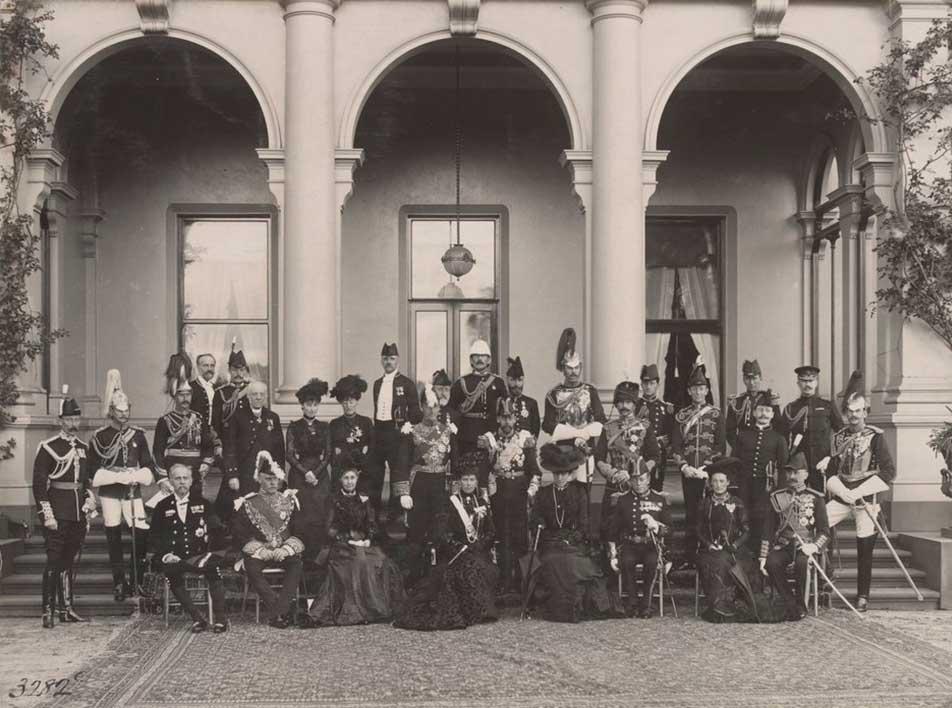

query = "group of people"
[32,326,895,632]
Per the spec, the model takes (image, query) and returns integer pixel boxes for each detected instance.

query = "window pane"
[646,220,719,319]
[458,310,493,375]
[183,219,269,320]
[411,219,495,299]
[182,323,269,387]
[415,310,448,387]
[646,331,721,410]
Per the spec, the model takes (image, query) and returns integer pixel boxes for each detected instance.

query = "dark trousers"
[162,557,227,623]
[367,426,408,512]
[43,521,86,610]
[619,542,658,610]
[743,478,770,555]
[650,450,667,493]
[681,476,706,563]
[766,544,810,610]
[856,535,877,598]
[491,476,530,590]
[105,525,148,588]
[243,555,303,621]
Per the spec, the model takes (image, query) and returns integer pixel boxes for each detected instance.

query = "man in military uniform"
[779,365,844,493]
[448,339,509,494]
[232,457,305,628]
[431,369,455,426]
[671,360,725,568]
[486,397,539,594]
[190,353,218,429]
[32,389,97,627]
[370,343,422,516]
[211,341,251,453]
[89,370,159,601]
[222,381,285,524]
[506,355,540,437]
[149,464,228,633]
[541,327,605,484]
[732,389,788,553]
[154,354,215,495]
[596,380,659,542]
[636,364,674,492]
[726,359,781,449]
[608,460,671,618]
[824,371,895,611]
[760,452,830,620]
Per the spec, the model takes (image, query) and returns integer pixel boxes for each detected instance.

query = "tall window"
[179,216,272,385]
[645,216,723,408]
[405,213,502,385]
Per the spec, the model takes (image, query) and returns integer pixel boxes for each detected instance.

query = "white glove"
[682,465,698,479]
[44,516,58,531]
[611,470,631,486]
[162,553,181,564]
[304,471,318,486]
[695,467,709,480]
[800,543,819,557]
[400,495,413,511]
[271,547,289,562]
[759,557,768,576]
[400,422,414,435]
[527,478,540,497]
[641,514,660,533]
[816,456,831,472]
[158,478,174,494]
[228,478,241,491]
[610,557,619,573]
[198,463,210,479]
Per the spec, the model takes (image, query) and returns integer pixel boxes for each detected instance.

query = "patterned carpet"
[34,610,952,708]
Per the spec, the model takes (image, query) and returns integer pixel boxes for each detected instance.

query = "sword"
[788,525,863,619]
[860,502,923,601]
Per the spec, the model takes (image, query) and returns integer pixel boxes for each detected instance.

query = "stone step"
[0,593,137,618]
[829,586,941,611]
[0,572,118,595]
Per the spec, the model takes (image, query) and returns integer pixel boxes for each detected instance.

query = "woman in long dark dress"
[306,468,404,626]
[526,444,617,622]
[394,466,498,631]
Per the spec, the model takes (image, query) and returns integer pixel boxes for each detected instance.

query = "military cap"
[686,361,709,388]
[640,364,660,382]
[613,380,640,405]
[742,359,762,377]
[784,451,808,471]
[381,342,399,357]
[752,389,776,409]
[497,397,517,418]
[432,369,452,387]
[59,384,81,417]
[228,340,248,370]
[506,356,525,379]
[794,365,820,379]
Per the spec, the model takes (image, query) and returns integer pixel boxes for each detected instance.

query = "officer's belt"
[167,449,201,458]
[50,481,82,491]
[462,412,486,419]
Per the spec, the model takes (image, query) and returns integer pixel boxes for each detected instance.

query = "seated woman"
[696,458,773,622]
[525,444,618,623]
[306,466,404,626]
[394,465,498,631]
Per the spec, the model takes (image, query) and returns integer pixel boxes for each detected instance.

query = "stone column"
[796,212,816,366]
[585,0,647,389]
[560,150,593,367]
[829,184,865,385]
[80,209,105,412]
[275,0,340,404]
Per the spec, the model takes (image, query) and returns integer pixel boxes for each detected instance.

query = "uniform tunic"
[595,416,660,538]
[407,419,457,549]
[211,383,249,445]
[32,433,91,571]
[87,426,156,500]
[779,395,844,491]
[610,488,670,610]
[223,406,285,491]
[509,393,541,438]
[153,410,215,477]
[725,391,781,449]
[636,395,674,491]
[449,372,508,487]
[370,372,422,503]
[732,425,788,552]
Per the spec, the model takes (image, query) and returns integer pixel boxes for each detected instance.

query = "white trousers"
[100,496,149,530]
[826,499,879,538]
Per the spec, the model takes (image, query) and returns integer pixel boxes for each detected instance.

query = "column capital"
[853,151,897,211]
[585,0,648,24]
[256,148,285,184]
[828,184,866,240]
[79,208,106,259]
[642,149,669,205]
[885,0,951,26]
[752,0,789,39]
[335,147,364,212]
[560,149,593,213]
[282,0,339,22]
[796,210,817,259]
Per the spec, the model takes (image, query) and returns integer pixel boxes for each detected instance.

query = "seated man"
[149,464,228,633]
[759,452,829,621]
[232,452,305,629]
[608,459,670,618]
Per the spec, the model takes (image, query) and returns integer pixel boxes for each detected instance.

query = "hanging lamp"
[441,42,476,279]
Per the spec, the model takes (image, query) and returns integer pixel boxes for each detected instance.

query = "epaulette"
[664,401,674,413]
[233,492,256,511]
[39,433,63,447]
[804,488,825,498]
[129,425,146,434]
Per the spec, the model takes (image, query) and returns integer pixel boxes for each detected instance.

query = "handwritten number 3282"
[8,673,83,699]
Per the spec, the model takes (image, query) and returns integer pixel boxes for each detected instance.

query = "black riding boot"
[105,526,126,600]
[42,569,57,628]
[58,570,88,622]
[128,528,149,595]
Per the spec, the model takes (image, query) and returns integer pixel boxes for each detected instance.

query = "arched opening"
[650,42,869,405]
[341,38,577,397]
[51,38,273,416]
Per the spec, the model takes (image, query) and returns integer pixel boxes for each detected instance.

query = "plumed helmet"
[228,338,249,371]
[469,339,492,358]
[103,369,129,418]
[506,356,525,379]
[841,369,867,412]
[164,351,193,397]
[686,356,709,388]
[254,450,286,482]
[556,327,581,370]
[59,384,81,418]
[432,369,452,387]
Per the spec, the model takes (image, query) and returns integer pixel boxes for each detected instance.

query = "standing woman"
[394,464,498,631]
[526,443,617,622]
[306,467,404,626]
[329,375,374,487]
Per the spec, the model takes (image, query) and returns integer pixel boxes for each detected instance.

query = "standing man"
[431,369,455,425]
[33,388,97,627]
[726,360,781,449]
[89,370,159,601]
[506,356,540,437]
[540,328,605,484]
[154,354,215,494]
[370,343,422,517]
[448,339,509,495]
[595,380,659,542]
[824,371,895,612]
[222,381,285,524]
[780,365,844,493]
[732,389,788,554]
[636,364,674,493]
[190,353,218,429]
[211,342,251,451]
[671,360,726,569]
[760,452,830,621]
[149,464,229,633]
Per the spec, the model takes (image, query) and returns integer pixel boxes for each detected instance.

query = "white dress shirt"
[176,494,190,523]
[376,371,397,422]
[198,378,215,423]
